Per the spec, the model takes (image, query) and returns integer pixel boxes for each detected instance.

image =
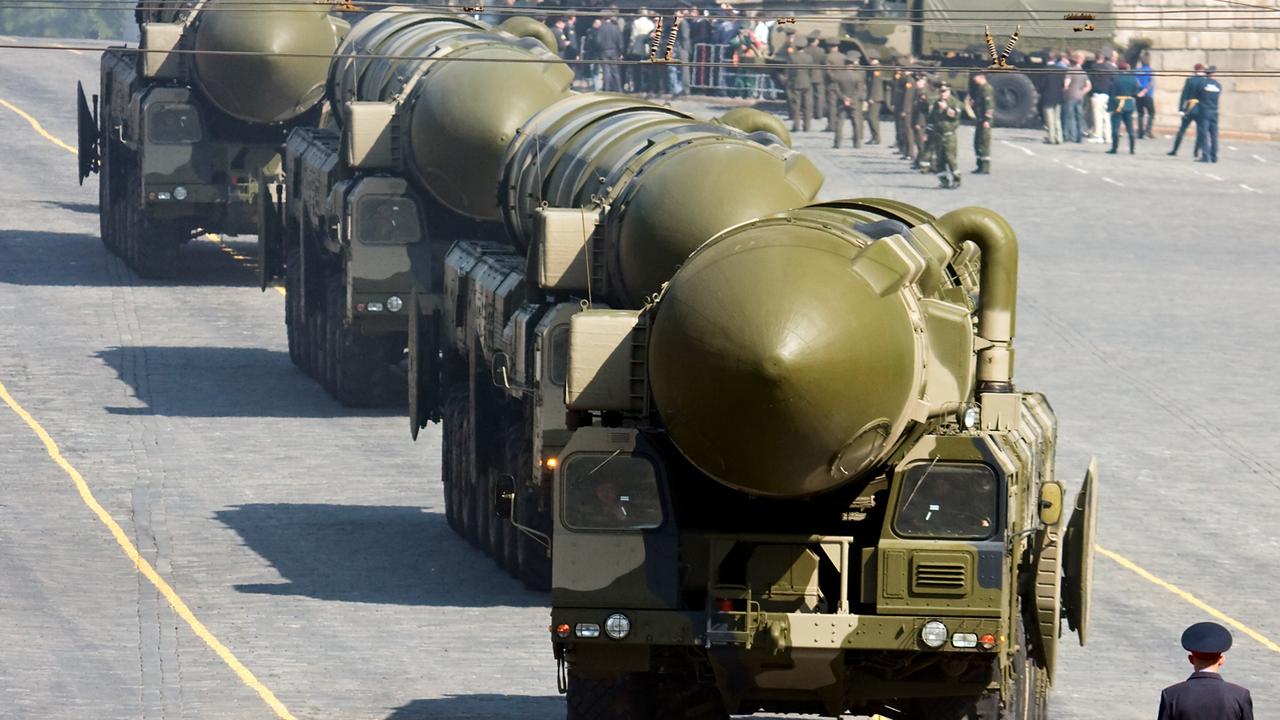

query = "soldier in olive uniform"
[911,74,933,170]
[895,62,917,159]
[864,55,885,145]
[928,81,963,188]
[782,29,811,133]
[830,50,866,149]
[970,71,995,174]
[824,45,846,135]
[805,31,827,130]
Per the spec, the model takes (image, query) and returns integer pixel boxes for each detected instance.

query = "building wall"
[1112,0,1280,136]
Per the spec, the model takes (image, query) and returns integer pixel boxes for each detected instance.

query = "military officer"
[824,44,847,135]
[970,71,995,174]
[892,55,915,156]
[911,74,933,170]
[864,54,885,145]
[830,50,866,149]
[1195,66,1223,163]
[805,31,828,129]
[1157,622,1253,720]
[927,81,963,188]
[782,29,811,133]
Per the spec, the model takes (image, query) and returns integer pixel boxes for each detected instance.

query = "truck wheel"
[285,243,304,368]
[988,72,1038,128]
[326,277,401,407]
[486,467,512,571]
[98,135,120,252]
[127,204,180,280]
[442,384,467,533]
[567,671,654,720]
[655,673,727,720]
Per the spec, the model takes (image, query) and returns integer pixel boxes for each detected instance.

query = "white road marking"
[1001,140,1035,156]
[1253,154,1267,163]
[1240,184,1262,194]
[1067,165,1090,175]
[1206,173,1223,181]
[1228,145,1239,151]
[1103,177,1124,187]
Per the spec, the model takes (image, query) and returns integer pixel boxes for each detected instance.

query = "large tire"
[285,242,304,368]
[567,671,654,720]
[988,72,1038,128]
[122,164,179,279]
[326,274,401,407]
[98,134,119,252]
[441,385,467,534]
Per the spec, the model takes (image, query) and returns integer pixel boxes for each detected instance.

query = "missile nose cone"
[648,222,923,498]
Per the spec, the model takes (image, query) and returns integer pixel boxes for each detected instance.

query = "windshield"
[894,463,999,539]
[563,453,663,531]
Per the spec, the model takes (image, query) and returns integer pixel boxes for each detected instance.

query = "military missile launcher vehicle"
[76,0,346,278]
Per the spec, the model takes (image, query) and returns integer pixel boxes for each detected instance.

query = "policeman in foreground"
[1195,66,1223,163]
[928,81,963,188]
[969,71,995,174]
[1157,622,1253,720]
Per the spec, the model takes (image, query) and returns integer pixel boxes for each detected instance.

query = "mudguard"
[76,81,100,184]
[1063,458,1099,645]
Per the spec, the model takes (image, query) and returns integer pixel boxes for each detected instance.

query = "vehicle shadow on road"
[94,345,404,418]
[36,200,100,215]
[216,503,545,608]
[0,229,263,288]
[384,695,564,719]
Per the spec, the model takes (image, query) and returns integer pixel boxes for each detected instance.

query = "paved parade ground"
[1,44,1278,719]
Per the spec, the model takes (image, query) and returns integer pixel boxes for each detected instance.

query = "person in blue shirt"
[1195,66,1223,163]
[1134,50,1156,139]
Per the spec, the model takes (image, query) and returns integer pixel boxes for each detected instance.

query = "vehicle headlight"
[386,295,403,313]
[604,613,631,640]
[921,620,948,649]
[172,186,188,201]
[574,623,601,638]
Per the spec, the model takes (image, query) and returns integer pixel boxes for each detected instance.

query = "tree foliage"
[0,6,135,40]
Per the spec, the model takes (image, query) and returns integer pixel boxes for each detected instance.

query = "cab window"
[894,463,998,540]
[563,453,663,531]
[356,195,422,245]
[548,325,569,386]
[147,103,201,144]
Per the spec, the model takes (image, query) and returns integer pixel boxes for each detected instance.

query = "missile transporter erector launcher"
[538,203,1099,719]
[76,0,346,278]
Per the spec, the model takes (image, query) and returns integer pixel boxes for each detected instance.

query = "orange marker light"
[545,457,558,469]
[718,599,734,612]
[555,623,572,638]
[979,634,997,650]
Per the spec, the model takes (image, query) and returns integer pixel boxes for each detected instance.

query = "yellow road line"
[0,96,77,155]
[2,95,289,298]
[1097,544,1280,654]
[0,379,297,719]
[209,234,287,296]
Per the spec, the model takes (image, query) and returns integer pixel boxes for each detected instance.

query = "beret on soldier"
[1181,622,1233,654]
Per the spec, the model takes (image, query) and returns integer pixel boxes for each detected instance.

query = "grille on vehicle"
[912,562,967,592]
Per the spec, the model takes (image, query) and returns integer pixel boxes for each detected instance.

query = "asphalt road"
[1,41,1278,720]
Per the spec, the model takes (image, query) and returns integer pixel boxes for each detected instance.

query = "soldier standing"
[1105,59,1139,155]
[892,56,915,156]
[805,32,828,130]
[928,81,963,188]
[830,50,866,149]
[1194,66,1222,163]
[1157,622,1253,720]
[970,71,995,174]
[864,55,885,145]
[824,45,846,135]
[782,29,811,133]
[911,75,932,170]
[1168,63,1206,158]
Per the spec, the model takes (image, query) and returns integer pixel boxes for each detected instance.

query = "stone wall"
[1112,1,1280,137]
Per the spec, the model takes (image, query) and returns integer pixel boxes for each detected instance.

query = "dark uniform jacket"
[827,56,865,101]
[1197,78,1223,115]
[1108,73,1141,113]
[1178,75,1207,113]
[1158,671,1253,720]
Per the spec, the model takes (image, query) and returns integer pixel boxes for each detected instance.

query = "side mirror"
[1039,481,1064,526]
[494,474,516,520]
[491,351,511,390]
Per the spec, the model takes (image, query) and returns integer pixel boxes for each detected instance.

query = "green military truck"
[76,0,345,278]
[542,202,1098,719]
[256,11,574,405]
